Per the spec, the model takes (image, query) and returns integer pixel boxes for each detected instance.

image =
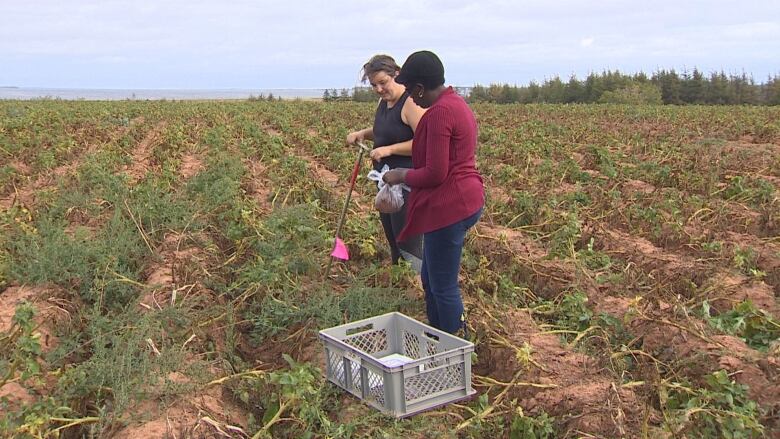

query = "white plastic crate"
[318,312,476,418]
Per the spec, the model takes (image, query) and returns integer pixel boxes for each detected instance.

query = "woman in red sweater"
[383,50,484,335]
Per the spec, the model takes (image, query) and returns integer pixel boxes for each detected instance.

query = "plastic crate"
[318,312,476,418]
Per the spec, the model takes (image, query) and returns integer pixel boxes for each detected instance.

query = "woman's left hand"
[383,169,408,185]
[369,146,393,162]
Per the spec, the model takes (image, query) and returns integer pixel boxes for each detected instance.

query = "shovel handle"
[349,151,362,187]
[325,142,369,279]
[349,142,369,190]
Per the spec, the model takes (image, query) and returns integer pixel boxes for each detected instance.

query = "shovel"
[325,141,370,279]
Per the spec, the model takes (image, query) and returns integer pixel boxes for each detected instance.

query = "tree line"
[322,88,360,102]
[326,69,780,105]
[467,69,780,105]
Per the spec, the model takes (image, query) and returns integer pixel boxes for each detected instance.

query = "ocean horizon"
[0,87,333,101]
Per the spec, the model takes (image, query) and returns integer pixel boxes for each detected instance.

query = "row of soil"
[481,153,780,297]
[471,222,780,434]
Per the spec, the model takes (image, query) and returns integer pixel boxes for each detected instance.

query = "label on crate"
[377,353,415,368]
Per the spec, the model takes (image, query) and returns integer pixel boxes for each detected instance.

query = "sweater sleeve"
[405,107,451,188]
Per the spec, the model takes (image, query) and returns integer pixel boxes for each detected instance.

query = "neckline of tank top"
[384,90,409,110]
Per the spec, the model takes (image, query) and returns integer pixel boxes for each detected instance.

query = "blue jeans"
[421,207,483,333]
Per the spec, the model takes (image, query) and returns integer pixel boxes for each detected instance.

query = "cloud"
[723,21,780,38]
[1,0,778,88]
[95,55,131,64]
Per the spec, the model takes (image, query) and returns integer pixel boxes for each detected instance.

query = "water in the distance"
[0,87,329,100]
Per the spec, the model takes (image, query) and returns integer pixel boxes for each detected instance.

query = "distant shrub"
[599,83,663,105]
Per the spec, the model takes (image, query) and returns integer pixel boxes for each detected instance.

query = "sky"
[1,1,778,89]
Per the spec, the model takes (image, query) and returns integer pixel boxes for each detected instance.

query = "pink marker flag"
[331,237,349,260]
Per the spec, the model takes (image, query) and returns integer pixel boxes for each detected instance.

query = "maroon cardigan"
[398,87,484,241]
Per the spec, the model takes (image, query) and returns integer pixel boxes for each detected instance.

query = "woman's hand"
[346,130,364,145]
[383,168,409,185]
[369,146,393,162]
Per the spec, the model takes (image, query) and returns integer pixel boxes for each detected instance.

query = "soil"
[594,225,706,283]
[474,223,579,299]
[485,180,512,204]
[0,160,81,210]
[621,178,656,195]
[0,285,68,414]
[113,385,249,439]
[179,153,204,180]
[635,317,780,415]
[593,224,780,318]
[0,382,36,413]
[709,274,779,318]
[0,285,62,353]
[125,121,167,184]
[477,309,648,437]
[723,231,780,296]
[139,232,209,312]
[264,125,281,137]
[243,159,274,212]
[295,149,342,189]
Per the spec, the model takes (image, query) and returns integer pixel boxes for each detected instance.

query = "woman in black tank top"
[346,54,425,272]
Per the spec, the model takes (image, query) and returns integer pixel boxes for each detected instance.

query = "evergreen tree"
[543,76,566,103]
[681,68,706,104]
[653,70,682,104]
[468,85,489,102]
[525,81,541,103]
[584,73,604,103]
[351,86,375,102]
[767,76,780,106]
[733,73,758,105]
[564,75,584,103]
[706,71,733,104]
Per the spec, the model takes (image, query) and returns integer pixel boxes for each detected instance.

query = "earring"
[418,92,423,98]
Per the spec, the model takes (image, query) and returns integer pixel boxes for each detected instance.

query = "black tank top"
[372,91,414,171]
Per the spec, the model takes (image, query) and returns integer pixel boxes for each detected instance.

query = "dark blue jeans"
[421,207,483,333]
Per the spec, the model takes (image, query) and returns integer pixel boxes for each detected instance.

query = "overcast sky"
[1,1,778,89]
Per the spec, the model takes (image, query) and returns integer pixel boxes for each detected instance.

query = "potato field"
[1,100,779,438]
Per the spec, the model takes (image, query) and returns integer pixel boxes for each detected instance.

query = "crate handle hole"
[423,332,440,342]
[346,323,374,336]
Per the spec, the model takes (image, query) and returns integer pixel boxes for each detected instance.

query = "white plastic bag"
[366,165,409,214]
